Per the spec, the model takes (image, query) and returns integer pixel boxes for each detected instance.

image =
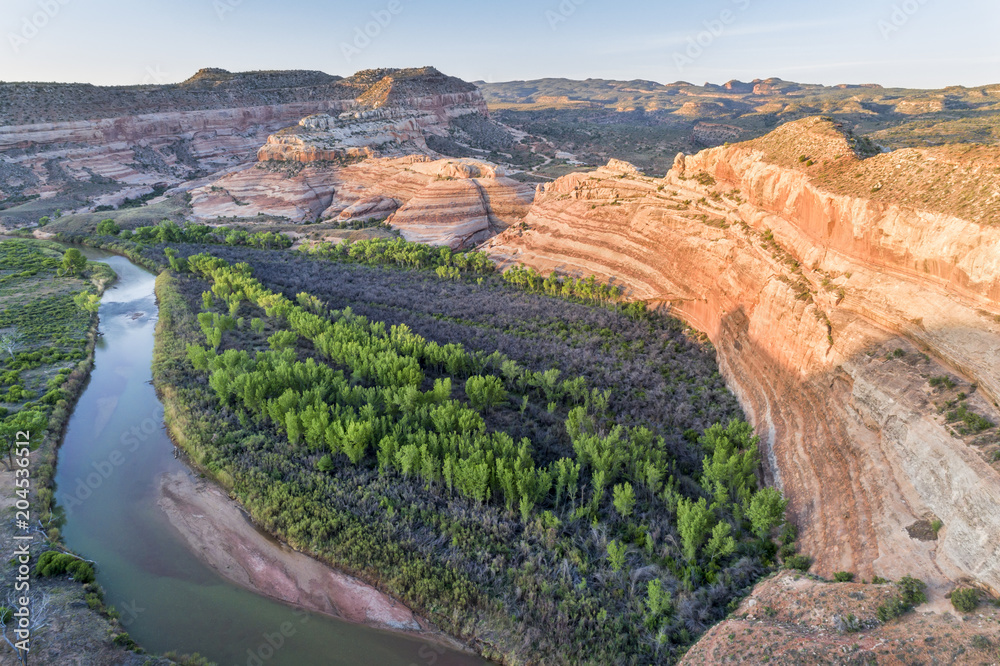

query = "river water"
[52,251,485,666]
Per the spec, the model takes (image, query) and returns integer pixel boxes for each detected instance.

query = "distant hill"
[0,66,475,125]
[477,77,1000,175]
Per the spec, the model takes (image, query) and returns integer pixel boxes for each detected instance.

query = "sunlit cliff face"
[484,119,1000,595]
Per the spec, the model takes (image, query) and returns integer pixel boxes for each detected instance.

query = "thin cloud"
[596,18,848,56]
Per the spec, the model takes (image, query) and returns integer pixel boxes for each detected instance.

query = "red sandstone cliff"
[484,118,1000,597]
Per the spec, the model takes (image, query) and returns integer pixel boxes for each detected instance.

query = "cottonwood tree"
[612,482,635,519]
[677,497,713,562]
[0,328,23,359]
[747,487,787,539]
[58,248,87,277]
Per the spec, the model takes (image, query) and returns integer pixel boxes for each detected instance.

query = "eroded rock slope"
[0,66,518,233]
[485,118,1000,595]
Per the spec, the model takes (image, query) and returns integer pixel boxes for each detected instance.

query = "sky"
[1,0,998,89]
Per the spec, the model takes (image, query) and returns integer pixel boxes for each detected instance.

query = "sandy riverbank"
[157,470,468,649]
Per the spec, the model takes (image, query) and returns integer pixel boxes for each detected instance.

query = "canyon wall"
[484,119,1000,595]
[181,75,529,243]
[255,90,489,163]
[0,101,357,205]
[189,156,534,247]
[0,67,498,222]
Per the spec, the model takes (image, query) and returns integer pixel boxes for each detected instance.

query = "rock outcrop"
[484,118,1000,595]
[180,71,530,244]
[189,156,534,246]
[0,67,500,223]
[681,572,1000,665]
[254,93,490,164]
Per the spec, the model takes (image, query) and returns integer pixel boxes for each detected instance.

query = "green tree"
[342,420,374,464]
[73,291,101,313]
[554,457,580,508]
[950,588,979,613]
[677,497,713,562]
[164,247,187,272]
[612,482,635,519]
[59,248,87,277]
[465,375,508,412]
[268,330,298,351]
[898,576,927,606]
[700,420,760,510]
[607,539,627,572]
[645,578,673,628]
[96,219,121,236]
[706,521,737,562]
[747,487,787,539]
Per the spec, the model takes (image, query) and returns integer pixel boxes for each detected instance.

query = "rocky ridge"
[484,117,1000,598]
[189,155,534,248]
[681,572,1000,665]
[180,69,531,246]
[0,67,499,225]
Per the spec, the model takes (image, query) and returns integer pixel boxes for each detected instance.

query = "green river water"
[52,251,486,666]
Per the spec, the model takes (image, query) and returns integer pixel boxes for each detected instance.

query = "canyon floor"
[3,66,999,664]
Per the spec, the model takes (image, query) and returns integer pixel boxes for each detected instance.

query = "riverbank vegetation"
[0,239,157,663]
[150,239,799,664]
[0,240,114,485]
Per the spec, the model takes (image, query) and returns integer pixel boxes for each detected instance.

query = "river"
[52,250,486,666]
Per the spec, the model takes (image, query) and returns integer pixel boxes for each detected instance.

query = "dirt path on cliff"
[156,470,468,650]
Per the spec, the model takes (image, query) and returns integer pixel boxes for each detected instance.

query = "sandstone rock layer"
[484,118,1000,595]
[189,156,535,247]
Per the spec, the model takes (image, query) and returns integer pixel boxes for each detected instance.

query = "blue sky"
[1,0,997,88]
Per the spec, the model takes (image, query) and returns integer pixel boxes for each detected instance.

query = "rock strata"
[0,67,500,223]
[485,118,1000,595]
[189,156,534,243]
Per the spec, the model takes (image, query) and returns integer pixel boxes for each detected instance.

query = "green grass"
[41,194,191,236]
[0,240,115,457]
